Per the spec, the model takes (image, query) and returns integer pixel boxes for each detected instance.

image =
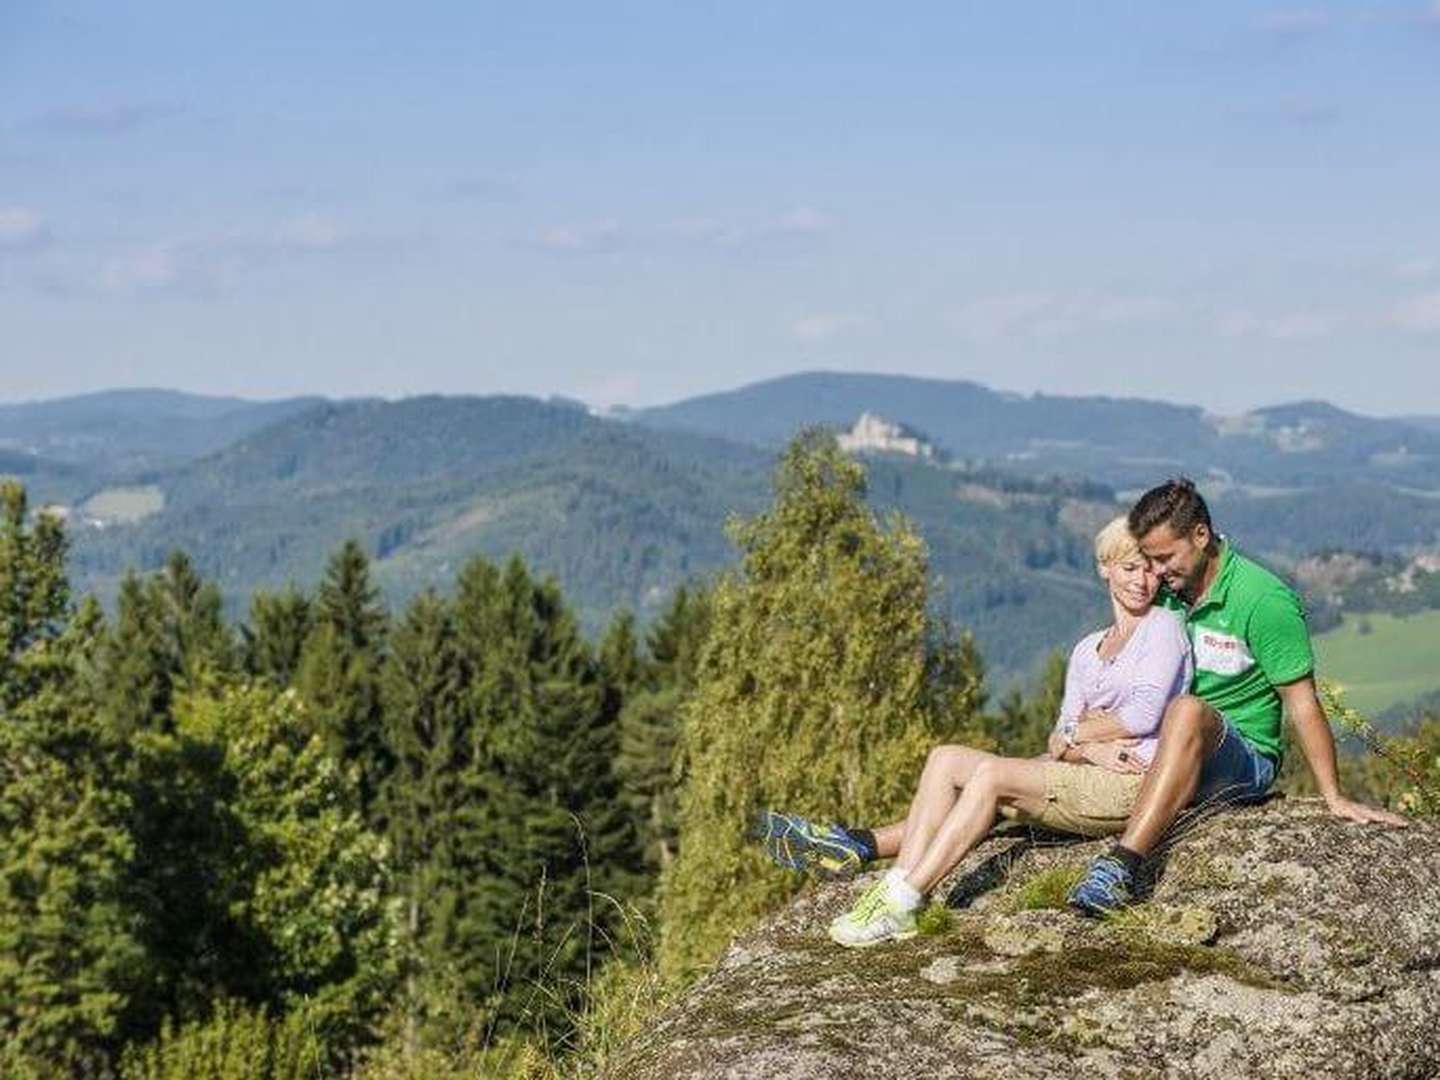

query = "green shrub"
[658,433,989,979]
[118,1000,325,1080]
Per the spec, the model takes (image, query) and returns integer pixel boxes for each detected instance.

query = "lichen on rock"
[607,797,1440,1079]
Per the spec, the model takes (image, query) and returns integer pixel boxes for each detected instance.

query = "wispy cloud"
[96,243,207,298]
[446,175,520,202]
[791,313,865,342]
[538,206,833,256]
[1391,291,1440,332]
[774,206,831,236]
[25,214,374,300]
[1217,308,1337,340]
[1280,99,1340,127]
[0,208,52,252]
[947,292,1183,342]
[264,215,351,253]
[27,102,181,136]
[538,219,623,253]
[1258,8,1334,39]
[1395,257,1438,281]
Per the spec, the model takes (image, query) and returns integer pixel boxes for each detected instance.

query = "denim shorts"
[1193,716,1278,807]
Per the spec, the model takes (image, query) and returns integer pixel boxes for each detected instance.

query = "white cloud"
[97,244,194,296]
[539,219,622,252]
[29,102,180,135]
[268,215,349,252]
[1216,309,1337,340]
[775,206,831,236]
[947,292,1182,342]
[1395,257,1437,281]
[791,313,865,342]
[1391,291,1440,332]
[660,207,833,250]
[0,208,51,251]
[1258,9,1333,37]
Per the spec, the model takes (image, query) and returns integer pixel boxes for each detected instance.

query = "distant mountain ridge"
[48,393,1121,677]
[633,372,1440,492]
[0,387,325,476]
[9,379,1440,684]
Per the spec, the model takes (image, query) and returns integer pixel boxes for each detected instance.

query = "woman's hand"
[1079,739,1144,774]
[1046,730,1069,760]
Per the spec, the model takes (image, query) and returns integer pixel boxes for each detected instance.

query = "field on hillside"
[1313,609,1440,721]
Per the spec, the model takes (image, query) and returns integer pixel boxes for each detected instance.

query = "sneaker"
[828,880,918,948]
[1068,853,1135,917]
[753,810,871,879]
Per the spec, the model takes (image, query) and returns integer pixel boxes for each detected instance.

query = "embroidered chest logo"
[1194,628,1254,677]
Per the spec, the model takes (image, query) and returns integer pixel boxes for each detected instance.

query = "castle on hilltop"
[836,412,937,460]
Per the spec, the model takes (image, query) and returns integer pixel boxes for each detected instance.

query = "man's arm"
[1280,676,1408,826]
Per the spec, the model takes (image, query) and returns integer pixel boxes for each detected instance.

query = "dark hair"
[1128,476,1212,539]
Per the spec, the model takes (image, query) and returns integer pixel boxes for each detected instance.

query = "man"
[1066,477,1408,914]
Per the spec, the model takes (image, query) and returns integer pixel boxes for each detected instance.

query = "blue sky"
[2,2,1438,415]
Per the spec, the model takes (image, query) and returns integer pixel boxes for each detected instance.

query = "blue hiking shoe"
[753,810,872,879]
[1068,853,1135,917]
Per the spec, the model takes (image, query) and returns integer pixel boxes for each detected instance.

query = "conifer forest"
[2,435,1434,1079]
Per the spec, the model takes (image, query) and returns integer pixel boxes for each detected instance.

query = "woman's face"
[1100,551,1159,614]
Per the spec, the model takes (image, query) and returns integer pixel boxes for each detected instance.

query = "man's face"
[1138,522,1212,601]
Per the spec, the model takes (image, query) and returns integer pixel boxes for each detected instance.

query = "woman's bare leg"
[893,744,995,871]
[903,756,1051,894]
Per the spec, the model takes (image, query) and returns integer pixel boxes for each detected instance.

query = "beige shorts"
[998,761,1144,838]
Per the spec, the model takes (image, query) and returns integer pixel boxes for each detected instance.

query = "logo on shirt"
[1194,628,1254,677]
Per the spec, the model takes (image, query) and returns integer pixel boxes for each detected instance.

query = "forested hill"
[67,394,771,634]
[55,394,1121,677]
[16,386,1440,680]
[0,387,323,473]
[632,371,1440,492]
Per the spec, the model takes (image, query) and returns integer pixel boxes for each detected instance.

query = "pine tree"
[378,589,472,1051]
[615,586,713,878]
[448,556,636,1041]
[241,585,314,686]
[314,539,386,653]
[93,553,235,738]
[0,482,147,1074]
[657,433,988,978]
[152,551,234,679]
[95,572,173,737]
[295,540,388,815]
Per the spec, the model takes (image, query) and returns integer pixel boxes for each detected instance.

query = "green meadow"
[1313,609,1440,720]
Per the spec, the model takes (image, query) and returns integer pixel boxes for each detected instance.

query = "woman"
[758,515,1192,947]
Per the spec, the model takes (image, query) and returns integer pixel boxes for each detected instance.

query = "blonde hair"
[1094,515,1141,567]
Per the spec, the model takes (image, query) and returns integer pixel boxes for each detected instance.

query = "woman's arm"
[1046,639,1091,758]
[1097,613,1191,740]
[1072,708,1132,744]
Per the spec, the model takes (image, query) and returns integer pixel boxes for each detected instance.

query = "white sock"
[884,868,923,911]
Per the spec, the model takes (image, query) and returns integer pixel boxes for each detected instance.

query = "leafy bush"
[118,1000,325,1080]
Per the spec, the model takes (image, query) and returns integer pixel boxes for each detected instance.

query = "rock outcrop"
[609,798,1440,1079]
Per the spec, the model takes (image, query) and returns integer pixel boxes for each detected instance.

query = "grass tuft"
[1006,865,1085,911]
[914,903,953,936]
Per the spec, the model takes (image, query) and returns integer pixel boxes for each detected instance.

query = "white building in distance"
[837,413,937,460]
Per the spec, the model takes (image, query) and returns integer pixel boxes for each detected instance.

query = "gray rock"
[608,798,1440,1079]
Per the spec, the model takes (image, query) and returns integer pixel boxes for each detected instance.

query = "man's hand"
[1325,794,1409,827]
[1282,677,1411,828]
[1080,739,1144,774]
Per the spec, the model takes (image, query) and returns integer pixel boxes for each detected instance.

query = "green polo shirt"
[1159,542,1313,763]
